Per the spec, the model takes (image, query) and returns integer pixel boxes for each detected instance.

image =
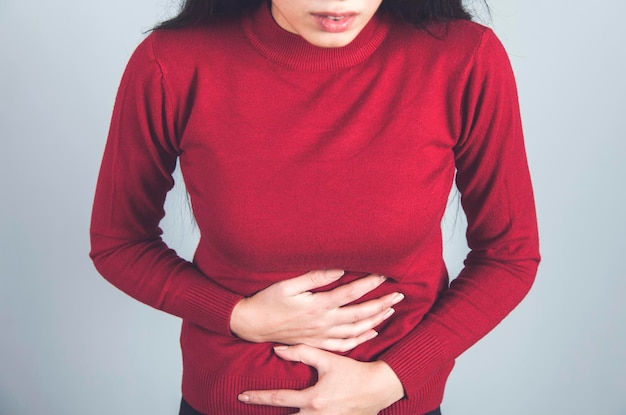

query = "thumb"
[273,344,334,373]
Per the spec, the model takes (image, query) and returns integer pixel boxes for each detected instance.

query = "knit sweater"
[90,4,540,414]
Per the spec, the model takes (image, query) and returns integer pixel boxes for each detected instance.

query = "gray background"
[1,0,625,414]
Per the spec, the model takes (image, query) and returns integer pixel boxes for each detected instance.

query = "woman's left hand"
[237,344,405,414]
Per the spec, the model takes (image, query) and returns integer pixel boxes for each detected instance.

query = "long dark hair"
[156,0,481,30]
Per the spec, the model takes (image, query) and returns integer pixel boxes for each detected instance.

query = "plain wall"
[1,0,624,414]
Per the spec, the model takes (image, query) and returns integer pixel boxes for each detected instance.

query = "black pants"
[180,398,442,415]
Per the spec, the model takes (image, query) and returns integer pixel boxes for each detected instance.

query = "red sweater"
[90,4,540,414]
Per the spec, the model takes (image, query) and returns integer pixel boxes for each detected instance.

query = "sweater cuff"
[379,328,449,399]
[183,276,243,337]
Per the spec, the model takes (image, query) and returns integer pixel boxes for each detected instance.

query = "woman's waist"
[180,289,436,378]
[193,249,449,298]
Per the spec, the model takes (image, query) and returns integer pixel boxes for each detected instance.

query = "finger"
[316,329,379,353]
[273,344,335,373]
[321,273,387,308]
[327,307,396,339]
[279,269,345,296]
[238,388,309,408]
[334,292,405,325]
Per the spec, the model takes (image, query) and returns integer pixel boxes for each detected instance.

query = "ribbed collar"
[241,3,391,72]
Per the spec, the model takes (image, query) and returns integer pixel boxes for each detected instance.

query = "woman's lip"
[312,11,358,17]
[311,12,358,33]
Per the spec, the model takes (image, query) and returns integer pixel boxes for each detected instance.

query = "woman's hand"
[230,269,404,352]
[238,344,405,414]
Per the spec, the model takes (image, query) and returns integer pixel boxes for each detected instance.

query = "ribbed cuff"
[184,277,243,336]
[379,328,448,400]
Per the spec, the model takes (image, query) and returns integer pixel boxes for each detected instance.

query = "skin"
[231,270,406,413]
[229,4,406,413]
[230,270,405,352]
[239,344,404,414]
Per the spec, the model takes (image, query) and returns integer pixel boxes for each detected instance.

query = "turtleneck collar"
[241,2,391,72]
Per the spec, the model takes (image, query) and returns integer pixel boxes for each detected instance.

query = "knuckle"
[382,294,396,309]
[380,300,389,313]
[308,270,326,286]
[343,285,360,301]
[350,324,366,337]
[308,393,327,411]
[275,282,291,297]
[269,391,284,406]
[306,318,325,332]
[341,324,358,338]
[350,309,364,323]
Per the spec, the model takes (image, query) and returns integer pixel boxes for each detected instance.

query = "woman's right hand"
[229,270,404,353]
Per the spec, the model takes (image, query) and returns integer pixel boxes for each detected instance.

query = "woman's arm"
[89,34,242,335]
[378,28,541,400]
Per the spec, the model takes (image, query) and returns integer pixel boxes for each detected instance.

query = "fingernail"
[383,308,396,320]
[391,293,405,304]
[368,331,379,340]
[274,345,289,352]
[238,394,250,402]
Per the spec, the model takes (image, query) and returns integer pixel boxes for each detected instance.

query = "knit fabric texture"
[90,4,540,414]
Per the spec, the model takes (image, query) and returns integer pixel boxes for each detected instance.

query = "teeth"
[327,16,343,20]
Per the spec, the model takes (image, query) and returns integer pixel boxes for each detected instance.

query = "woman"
[90,0,540,414]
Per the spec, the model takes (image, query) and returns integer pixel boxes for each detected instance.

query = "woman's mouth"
[312,12,358,33]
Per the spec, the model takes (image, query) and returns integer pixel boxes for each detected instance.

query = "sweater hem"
[182,361,451,415]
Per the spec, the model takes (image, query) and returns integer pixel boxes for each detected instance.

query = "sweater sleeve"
[89,35,242,335]
[379,29,541,399]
